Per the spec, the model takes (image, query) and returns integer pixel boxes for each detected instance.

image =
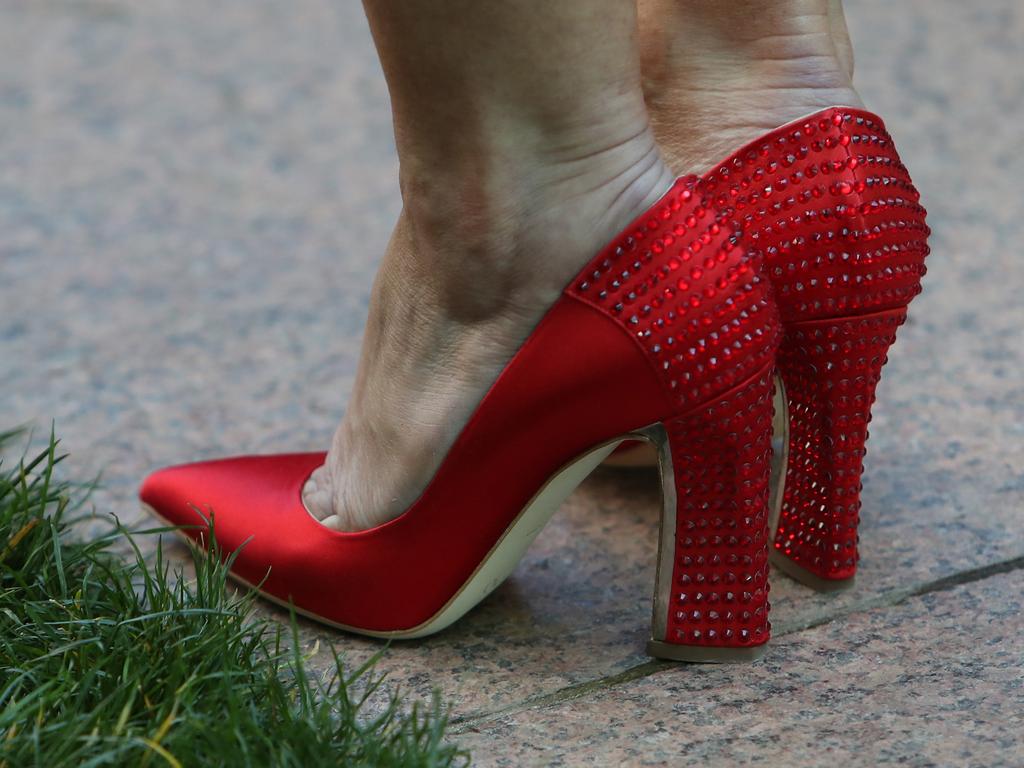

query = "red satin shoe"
[140,176,782,662]
[608,107,930,590]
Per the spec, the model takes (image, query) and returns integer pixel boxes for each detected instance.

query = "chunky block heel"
[699,107,930,589]
[647,365,775,662]
[768,308,907,586]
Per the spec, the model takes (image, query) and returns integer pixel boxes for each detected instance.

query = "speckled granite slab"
[458,571,1024,767]
[2,0,1022,747]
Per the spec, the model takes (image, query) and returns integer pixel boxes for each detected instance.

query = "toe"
[139,453,328,553]
[300,465,335,521]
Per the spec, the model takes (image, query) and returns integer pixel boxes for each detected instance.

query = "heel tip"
[769,550,857,592]
[647,639,767,663]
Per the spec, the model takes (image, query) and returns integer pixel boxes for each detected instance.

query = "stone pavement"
[2,1,1022,765]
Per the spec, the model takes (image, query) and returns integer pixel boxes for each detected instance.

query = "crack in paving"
[450,553,1024,733]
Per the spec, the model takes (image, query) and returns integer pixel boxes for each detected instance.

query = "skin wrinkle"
[828,0,855,77]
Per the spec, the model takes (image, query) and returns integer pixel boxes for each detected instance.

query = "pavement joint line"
[449,552,1024,733]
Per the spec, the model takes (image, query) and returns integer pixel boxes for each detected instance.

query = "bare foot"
[305,0,865,520]
[303,115,674,530]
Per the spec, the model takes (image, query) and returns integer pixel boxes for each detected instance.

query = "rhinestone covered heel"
[768,309,906,586]
[648,366,775,661]
[565,178,781,660]
[703,106,930,588]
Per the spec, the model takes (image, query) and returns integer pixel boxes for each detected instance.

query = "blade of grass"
[0,426,469,768]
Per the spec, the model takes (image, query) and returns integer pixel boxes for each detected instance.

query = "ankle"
[392,121,674,321]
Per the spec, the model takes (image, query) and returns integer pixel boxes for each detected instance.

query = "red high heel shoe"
[140,176,782,662]
[609,107,930,590]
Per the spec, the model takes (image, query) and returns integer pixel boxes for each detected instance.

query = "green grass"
[0,428,469,767]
